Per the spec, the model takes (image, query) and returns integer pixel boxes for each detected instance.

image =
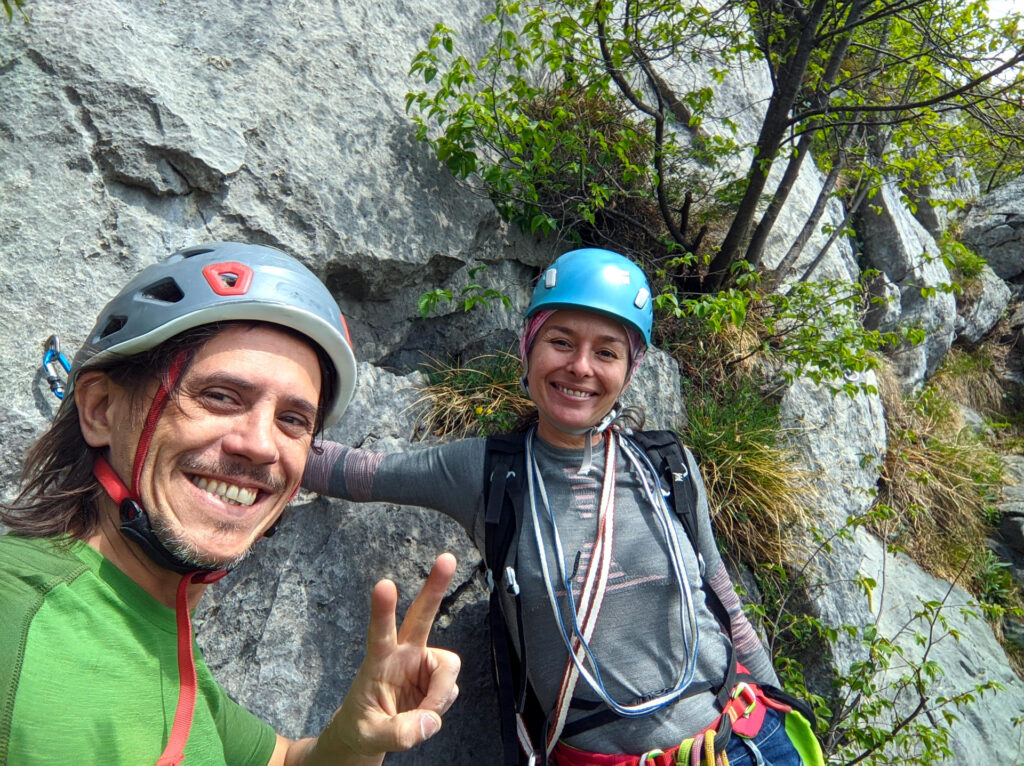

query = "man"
[0,242,461,765]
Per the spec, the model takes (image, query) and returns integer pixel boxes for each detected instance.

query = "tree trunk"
[705,0,832,290]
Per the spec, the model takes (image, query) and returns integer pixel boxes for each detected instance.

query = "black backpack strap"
[483,434,541,765]
[629,430,700,551]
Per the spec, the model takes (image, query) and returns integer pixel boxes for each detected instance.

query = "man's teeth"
[557,385,591,398]
[192,476,257,507]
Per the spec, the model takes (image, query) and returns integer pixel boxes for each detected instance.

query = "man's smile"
[188,474,260,507]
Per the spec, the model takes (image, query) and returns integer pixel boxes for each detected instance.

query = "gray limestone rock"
[961,176,1024,280]
[907,158,979,241]
[864,271,903,333]
[3,2,1024,763]
[954,263,1011,345]
[827,527,1024,765]
[780,375,1024,764]
[1000,513,1024,555]
[860,181,957,390]
[779,373,888,533]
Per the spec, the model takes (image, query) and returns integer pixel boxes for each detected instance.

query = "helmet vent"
[202,261,254,296]
[179,246,215,259]
[141,278,185,304]
[98,315,127,340]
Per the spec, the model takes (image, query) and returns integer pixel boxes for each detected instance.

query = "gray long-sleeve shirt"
[304,433,779,754]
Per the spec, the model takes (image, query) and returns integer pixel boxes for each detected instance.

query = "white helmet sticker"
[545,268,557,288]
[634,288,650,309]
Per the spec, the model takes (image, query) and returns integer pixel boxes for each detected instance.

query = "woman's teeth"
[557,385,591,398]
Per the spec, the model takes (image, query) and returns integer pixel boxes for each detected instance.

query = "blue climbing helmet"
[525,248,653,345]
[71,242,357,428]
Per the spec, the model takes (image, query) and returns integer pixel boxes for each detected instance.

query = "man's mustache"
[177,455,287,493]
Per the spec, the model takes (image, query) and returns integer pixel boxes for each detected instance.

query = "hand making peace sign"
[278,553,462,766]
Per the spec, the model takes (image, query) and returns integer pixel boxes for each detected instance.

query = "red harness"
[548,665,792,766]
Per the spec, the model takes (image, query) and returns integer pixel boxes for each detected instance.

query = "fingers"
[364,578,399,658]
[364,553,457,656]
[417,649,462,716]
[396,553,457,646]
[379,710,443,752]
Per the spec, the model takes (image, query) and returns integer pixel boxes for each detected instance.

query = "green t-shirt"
[0,535,277,765]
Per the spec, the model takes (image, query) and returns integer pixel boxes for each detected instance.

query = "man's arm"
[268,554,462,766]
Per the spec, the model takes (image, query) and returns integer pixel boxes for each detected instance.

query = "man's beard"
[150,513,256,570]
[150,454,287,570]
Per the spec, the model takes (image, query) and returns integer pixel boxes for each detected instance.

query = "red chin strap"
[90,350,229,766]
[156,568,227,766]
[92,350,189,506]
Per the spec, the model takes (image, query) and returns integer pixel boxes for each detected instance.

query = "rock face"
[954,263,1011,345]
[2,3,1023,764]
[860,181,957,390]
[780,374,1024,762]
[961,176,1024,280]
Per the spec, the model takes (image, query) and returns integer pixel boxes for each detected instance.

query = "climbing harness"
[548,668,818,766]
[42,335,71,399]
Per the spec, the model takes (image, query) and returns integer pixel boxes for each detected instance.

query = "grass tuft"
[684,376,816,568]
[875,363,1007,589]
[414,351,533,438]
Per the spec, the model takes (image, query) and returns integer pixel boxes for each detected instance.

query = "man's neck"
[84,498,208,610]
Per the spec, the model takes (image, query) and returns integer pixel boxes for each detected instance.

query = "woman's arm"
[303,438,488,534]
[686,448,781,688]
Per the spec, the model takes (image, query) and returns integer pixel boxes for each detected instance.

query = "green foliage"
[409,0,1024,290]
[2,0,27,22]
[417,263,511,318]
[407,1,744,262]
[657,274,902,398]
[974,548,1019,615]
[939,235,986,281]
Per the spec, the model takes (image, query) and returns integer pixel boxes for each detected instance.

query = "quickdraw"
[42,335,71,400]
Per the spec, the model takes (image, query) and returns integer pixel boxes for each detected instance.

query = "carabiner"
[730,681,758,717]
[42,335,72,400]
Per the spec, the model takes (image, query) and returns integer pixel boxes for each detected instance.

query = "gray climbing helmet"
[72,242,357,428]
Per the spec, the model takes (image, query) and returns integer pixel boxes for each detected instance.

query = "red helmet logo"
[202,261,254,296]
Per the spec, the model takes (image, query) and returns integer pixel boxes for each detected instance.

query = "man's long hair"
[1,322,336,540]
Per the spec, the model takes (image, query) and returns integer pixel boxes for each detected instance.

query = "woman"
[304,249,821,766]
